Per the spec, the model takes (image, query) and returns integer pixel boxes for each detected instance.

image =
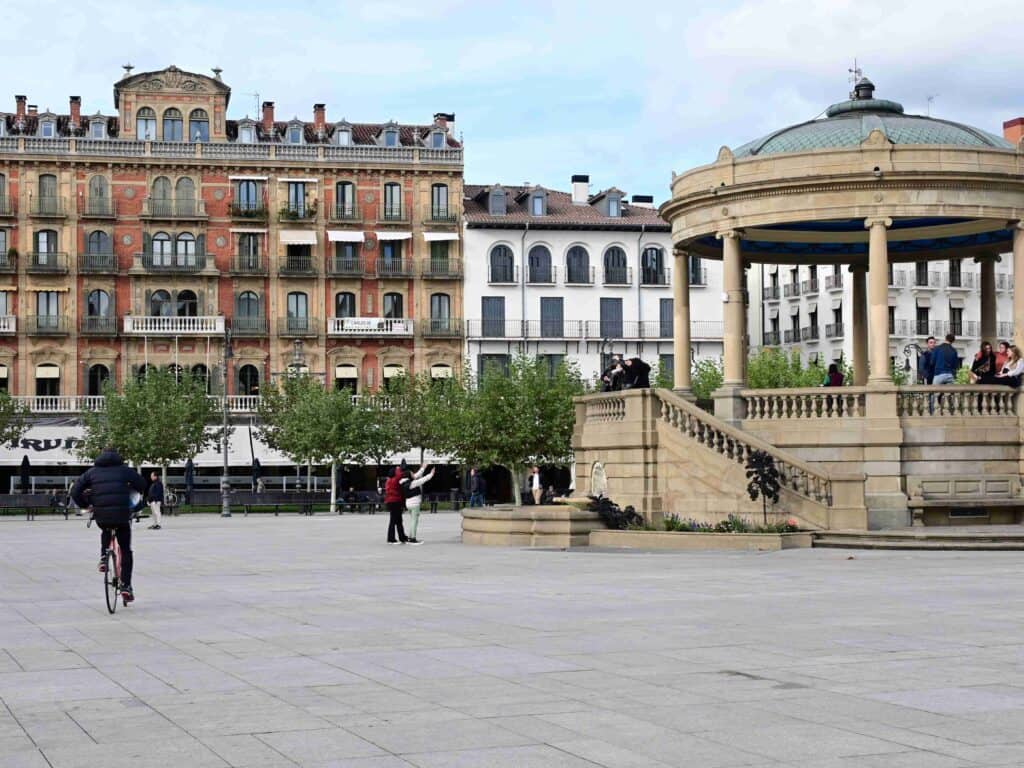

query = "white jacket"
[401,466,435,507]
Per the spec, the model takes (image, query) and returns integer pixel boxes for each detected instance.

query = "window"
[488,189,506,216]
[608,196,620,217]
[382,363,405,391]
[286,244,312,271]
[90,120,105,139]
[287,291,309,333]
[152,175,171,200]
[335,364,357,394]
[287,182,306,216]
[336,128,351,146]
[689,254,704,285]
[136,107,156,140]
[237,234,260,271]
[288,125,302,144]
[949,258,962,287]
[538,354,565,378]
[177,289,198,317]
[162,108,183,141]
[915,260,928,286]
[531,195,544,216]
[236,291,260,328]
[916,306,929,335]
[383,292,403,318]
[335,292,356,318]
[192,364,210,394]
[949,306,963,335]
[540,297,564,338]
[37,291,60,334]
[430,131,444,149]
[38,174,57,214]
[600,297,623,337]
[86,289,111,319]
[888,306,896,335]
[429,240,449,271]
[40,120,55,138]
[34,229,58,257]
[566,245,590,284]
[0,231,5,259]
[189,109,209,142]
[489,245,514,283]
[380,240,403,273]
[431,184,448,218]
[152,232,172,266]
[604,246,628,284]
[659,298,673,338]
[175,232,196,267]
[833,306,842,326]
[887,262,895,285]
[528,245,552,283]
[239,125,255,143]
[238,364,260,396]
[35,363,60,397]
[175,177,195,215]
[150,289,172,316]
[430,363,453,381]
[384,129,398,147]
[383,182,402,218]
[334,241,359,272]
[87,364,109,397]
[335,181,355,217]
[236,180,258,211]
[478,354,510,378]
[86,230,110,254]
[430,293,451,333]
[642,247,665,285]
[481,296,506,337]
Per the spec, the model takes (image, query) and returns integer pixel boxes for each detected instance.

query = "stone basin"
[461,503,606,547]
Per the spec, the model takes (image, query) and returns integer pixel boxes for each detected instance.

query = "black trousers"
[100,524,133,586]
[386,501,408,542]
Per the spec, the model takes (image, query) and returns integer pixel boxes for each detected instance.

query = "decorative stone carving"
[213,189,225,200]
[121,234,133,246]
[123,188,135,199]
[215,236,226,248]
[138,66,207,93]
[591,462,608,497]
[363,192,375,203]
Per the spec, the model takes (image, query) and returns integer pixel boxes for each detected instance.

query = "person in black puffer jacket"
[71,448,147,601]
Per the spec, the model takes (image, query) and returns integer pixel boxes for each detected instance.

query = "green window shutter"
[197,233,206,256]
[197,289,206,315]
[143,232,152,255]
[144,289,152,315]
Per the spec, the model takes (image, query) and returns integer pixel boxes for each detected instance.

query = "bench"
[0,494,71,521]
[230,491,328,516]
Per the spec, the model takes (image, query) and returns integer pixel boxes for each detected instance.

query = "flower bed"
[589,529,813,551]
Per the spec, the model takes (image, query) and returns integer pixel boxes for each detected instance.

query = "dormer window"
[40,121,55,138]
[430,131,445,149]
[384,129,399,147]
[608,196,621,217]
[288,125,303,144]
[531,195,545,216]
[239,125,255,143]
[0,122,4,137]
[89,120,105,139]
[488,189,506,216]
[336,128,351,146]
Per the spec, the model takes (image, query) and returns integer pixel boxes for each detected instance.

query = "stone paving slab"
[1,514,1024,767]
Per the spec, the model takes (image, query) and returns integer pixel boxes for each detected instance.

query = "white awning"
[767,306,779,319]
[430,364,453,379]
[230,228,267,234]
[35,364,60,379]
[888,296,897,307]
[0,365,9,377]
[377,231,412,241]
[831,298,842,309]
[790,305,800,315]
[806,302,818,314]
[228,175,268,181]
[280,230,317,245]
[335,364,357,379]
[278,177,319,183]
[916,296,931,307]
[423,232,459,242]
[382,364,405,379]
[328,230,365,243]
[949,297,965,309]
[28,286,70,292]
[767,265,778,274]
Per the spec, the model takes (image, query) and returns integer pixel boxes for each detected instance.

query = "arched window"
[135,364,151,382]
[167,364,184,383]
[528,245,552,284]
[176,289,198,317]
[566,245,590,284]
[641,246,665,285]
[86,289,110,317]
[236,290,259,317]
[335,292,356,318]
[151,177,171,216]
[238,364,260,396]
[175,177,195,216]
[191,364,209,393]
[489,245,515,283]
[152,231,172,266]
[162,108,183,141]
[335,181,355,218]
[35,363,60,397]
[383,182,402,219]
[0,173,6,202]
[334,364,357,394]
[175,232,196,267]
[150,289,172,316]
[86,230,110,254]
[604,246,628,284]
[431,183,449,219]
[87,364,109,397]
[382,292,403,319]
[188,109,209,142]
[136,107,156,140]
[383,128,399,147]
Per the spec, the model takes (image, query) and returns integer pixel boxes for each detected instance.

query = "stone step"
[813,531,1024,551]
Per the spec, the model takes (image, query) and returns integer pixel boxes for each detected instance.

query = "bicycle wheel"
[103,549,118,614]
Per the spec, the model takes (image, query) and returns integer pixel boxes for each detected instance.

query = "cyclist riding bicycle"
[71,448,147,603]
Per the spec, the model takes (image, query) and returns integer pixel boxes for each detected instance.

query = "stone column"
[1014,224,1024,351]
[850,265,868,386]
[720,231,744,386]
[672,250,692,394]
[865,217,892,385]
[978,254,998,343]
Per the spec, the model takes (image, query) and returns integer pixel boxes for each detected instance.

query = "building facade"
[463,177,723,383]
[0,65,464,404]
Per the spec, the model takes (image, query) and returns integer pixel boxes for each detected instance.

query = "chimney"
[69,96,81,128]
[15,95,26,120]
[631,194,655,209]
[313,103,326,132]
[571,174,590,205]
[434,111,455,135]
[27,105,38,117]
[1004,117,1024,146]
[261,101,275,132]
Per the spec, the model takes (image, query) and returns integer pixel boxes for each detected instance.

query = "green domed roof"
[733,78,1013,158]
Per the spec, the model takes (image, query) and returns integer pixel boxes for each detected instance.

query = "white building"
[463,177,723,383]
[747,259,1014,375]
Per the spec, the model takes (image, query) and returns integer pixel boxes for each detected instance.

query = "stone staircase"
[812,528,1024,550]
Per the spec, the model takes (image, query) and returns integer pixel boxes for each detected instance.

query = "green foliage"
[0,391,29,447]
[955,365,971,384]
[385,372,464,464]
[80,368,218,467]
[747,348,830,389]
[890,360,910,386]
[746,449,781,524]
[692,358,724,400]
[653,363,673,390]
[661,512,799,533]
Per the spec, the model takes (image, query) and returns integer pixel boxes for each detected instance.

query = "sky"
[4,0,1022,204]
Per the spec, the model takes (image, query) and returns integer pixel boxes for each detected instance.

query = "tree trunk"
[306,460,312,492]
[509,466,522,506]
[329,460,337,515]
[419,446,425,466]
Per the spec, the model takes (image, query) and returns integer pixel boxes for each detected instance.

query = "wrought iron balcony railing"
[0,195,15,217]
[279,254,317,276]
[278,202,317,222]
[329,203,360,222]
[422,317,462,337]
[328,256,365,277]
[278,317,320,337]
[421,257,462,279]
[79,251,118,273]
[763,331,781,345]
[825,274,844,290]
[231,254,266,274]
[801,279,819,295]
[428,207,459,224]
[81,316,118,335]
[640,268,671,287]
[565,266,596,285]
[231,316,268,336]
[139,252,208,272]
[26,315,70,335]
[378,204,408,223]
[142,197,207,219]
[763,286,780,300]
[801,326,820,341]
[29,197,66,217]
[230,201,268,220]
[689,267,708,286]
[27,252,69,273]
[489,264,519,284]
[376,258,414,278]
[783,282,800,298]
[604,266,632,286]
[825,322,844,338]
[82,197,115,217]
[526,265,557,285]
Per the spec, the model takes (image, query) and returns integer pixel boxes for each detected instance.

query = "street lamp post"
[903,342,924,381]
[221,326,233,518]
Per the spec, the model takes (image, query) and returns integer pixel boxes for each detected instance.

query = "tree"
[747,348,831,389]
[691,358,725,401]
[448,355,584,505]
[386,371,464,465]
[745,449,781,525]
[358,393,401,489]
[79,368,219,476]
[0,391,29,447]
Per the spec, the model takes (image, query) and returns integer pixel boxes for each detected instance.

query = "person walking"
[251,458,263,493]
[622,357,651,389]
[918,336,937,384]
[146,471,164,530]
[71,448,147,603]
[384,465,409,544]
[931,334,960,385]
[530,465,543,505]
[469,468,485,508]
[183,458,195,505]
[19,455,30,495]
[402,464,434,545]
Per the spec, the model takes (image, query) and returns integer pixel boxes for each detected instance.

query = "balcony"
[939,320,979,338]
[26,252,69,274]
[81,316,118,336]
[689,268,708,286]
[277,202,317,223]
[640,268,671,287]
[997,273,1011,292]
[565,266,595,286]
[279,253,317,276]
[999,321,1014,338]
[467,319,525,338]
[526,266,557,285]
[141,197,207,220]
[582,320,722,340]
[888,270,907,288]
[763,331,781,345]
[783,329,798,343]
[421,257,462,280]
[891,319,908,337]
[231,316,268,337]
[427,206,459,224]
[79,251,118,274]
[763,286,780,301]
[278,317,320,337]
[328,202,360,222]
[328,255,365,278]
[230,201,268,221]
[0,316,16,334]
[328,317,414,337]
[81,197,115,218]
[29,196,66,218]
[524,320,585,339]
[421,317,463,338]
[604,267,632,286]
[376,258,414,279]
[783,283,800,298]
[377,204,409,224]
[825,274,844,291]
[123,316,225,335]
[912,270,941,290]
[26,315,70,335]
[0,195,15,217]
[0,253,16,273]
[13,396,105,414]
[231,254,267,275]
[825,322,844,338]
[139,252,208,273]
[801,326,820,342]
[914,320,936,337]
[944,272,976,290]
[801,279,819,295]
[488,264,519,284]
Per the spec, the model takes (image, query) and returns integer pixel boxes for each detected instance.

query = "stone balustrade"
[897,386,1018,417]
[742,388,868,420]
[585,395,626,423]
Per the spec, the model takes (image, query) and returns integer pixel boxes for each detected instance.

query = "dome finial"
[854,76,875,101]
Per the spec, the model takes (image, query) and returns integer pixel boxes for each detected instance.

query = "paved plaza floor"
[1,513,1024,767]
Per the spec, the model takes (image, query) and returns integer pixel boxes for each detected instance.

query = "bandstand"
[573,78,1024,530]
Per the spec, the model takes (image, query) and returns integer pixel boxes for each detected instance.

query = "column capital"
[672,248,688,261]
[973,253,1002,265]
[864,216,892,230]
[847,263,868,274]
[716,229,742,241]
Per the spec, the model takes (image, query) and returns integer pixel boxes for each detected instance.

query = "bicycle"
[87,513,130,614]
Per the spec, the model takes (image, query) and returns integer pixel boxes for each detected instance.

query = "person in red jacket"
[384,466,409,544]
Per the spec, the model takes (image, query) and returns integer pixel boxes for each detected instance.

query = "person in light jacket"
[146,470,164,530]
[401,464,434,545]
